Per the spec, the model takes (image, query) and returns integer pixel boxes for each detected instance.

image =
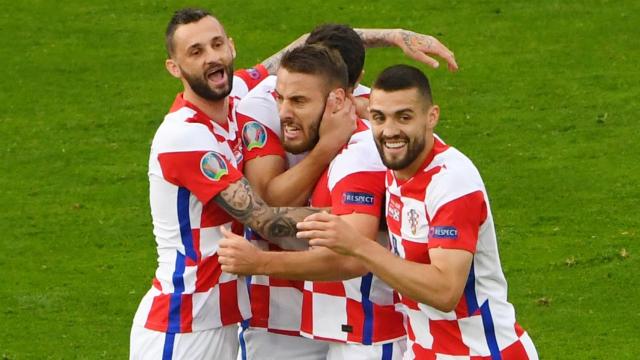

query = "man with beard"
[218,45,406,359]
[296,65,539,359]
[129,9,335,359]
[221,24,458,360]
[131,7,459,359]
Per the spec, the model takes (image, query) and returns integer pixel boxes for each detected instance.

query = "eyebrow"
[186,36,225,51]
[369,108,414,115]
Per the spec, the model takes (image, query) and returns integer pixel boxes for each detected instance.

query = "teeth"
[385,141,406,149]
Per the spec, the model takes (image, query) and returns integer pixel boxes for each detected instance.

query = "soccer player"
[296,65,539,359]
[219,45,406,359]
[129,9,328,359]
[224,24,458,360]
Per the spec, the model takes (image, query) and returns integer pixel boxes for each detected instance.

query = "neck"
[394,134,435,181]
[183,88,229,125]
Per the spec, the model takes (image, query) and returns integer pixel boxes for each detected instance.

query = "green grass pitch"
[1,0,638,358]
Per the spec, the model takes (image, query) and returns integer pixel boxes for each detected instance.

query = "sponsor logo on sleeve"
[429,226,459,240]
[242,121,267,150]
[342,192,375,206]
[200,151,228,181]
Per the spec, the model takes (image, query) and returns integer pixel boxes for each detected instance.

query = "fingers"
[324,91,337,113]
[419,37,458,72]
[301,211,336,223]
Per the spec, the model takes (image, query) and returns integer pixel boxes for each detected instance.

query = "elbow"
[425,287,463,313]
[432,297,458,313]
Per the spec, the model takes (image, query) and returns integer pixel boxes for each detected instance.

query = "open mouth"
[206,67,226,86]
[283,123,302,140]
[382,138,408,154]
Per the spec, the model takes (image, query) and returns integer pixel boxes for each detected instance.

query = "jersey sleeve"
[330,171,385,217]
[353,84,371,98]
[237,112,285,162]
[158,150,243,205]
[232,65,270,96]
[427,191,487,253]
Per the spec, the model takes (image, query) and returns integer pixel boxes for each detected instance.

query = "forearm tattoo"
[214,178,318,250]
[261,34,309,75]
[355,29,395,48]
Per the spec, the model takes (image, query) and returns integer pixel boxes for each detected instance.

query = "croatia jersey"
[300,119,406,345]
[132,67,268,334]
[235,76,381,337]
[385,136,538,359]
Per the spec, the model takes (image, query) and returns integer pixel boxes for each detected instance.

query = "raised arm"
[260,28,458,75]
[213,177,318,250]
[354,28,458,71]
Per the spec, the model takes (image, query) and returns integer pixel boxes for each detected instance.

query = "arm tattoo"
[260,33,309,75]
[355,29,396,48]
[214,178,319,250]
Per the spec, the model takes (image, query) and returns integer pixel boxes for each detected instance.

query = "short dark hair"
[165,8,212,56]
[373,64,433,104]
[280,44,349,89]
[305,24,365,88]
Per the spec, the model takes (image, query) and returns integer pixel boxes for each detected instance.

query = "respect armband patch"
[429,226,459,240]
[242,121,268,151]
[342,192,375,206]
[200,151,229,181]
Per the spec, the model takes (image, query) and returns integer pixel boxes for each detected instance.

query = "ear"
[228,37,237,59]
[165,58,181,79]
[427,104,440,129]
[330,88,347,111]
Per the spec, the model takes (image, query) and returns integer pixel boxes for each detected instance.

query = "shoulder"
[152,107,222,154]
[425,146,487,213]
[236,76,280,135]
[327,120,386,188]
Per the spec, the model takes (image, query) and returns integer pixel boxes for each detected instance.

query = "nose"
[278,100,292,122]
[379,121,401,139]
[204,45,221,65]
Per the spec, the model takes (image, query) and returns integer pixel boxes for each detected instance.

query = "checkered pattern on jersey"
[385,136,537,358]
[133,84,264,334]
[299,121,406,345]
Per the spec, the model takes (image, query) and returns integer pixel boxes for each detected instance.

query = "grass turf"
[0,0,638,358]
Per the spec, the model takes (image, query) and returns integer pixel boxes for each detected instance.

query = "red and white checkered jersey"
[235,77,378,337]
[386,136,537,358]
[299,119,405,345]
[132,67,268,334]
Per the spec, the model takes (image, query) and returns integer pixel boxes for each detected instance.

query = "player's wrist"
[312,138,341,162]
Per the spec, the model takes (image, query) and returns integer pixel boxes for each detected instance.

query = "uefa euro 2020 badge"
[242,121,267,151]
[200,152,229,181]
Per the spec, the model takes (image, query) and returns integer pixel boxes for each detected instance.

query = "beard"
[374,131,426,170]
[282,113,322,154]
[181,62,234,101]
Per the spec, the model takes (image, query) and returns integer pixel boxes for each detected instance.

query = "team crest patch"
[430,226,459,240]
[200,152,228,181]
[242,121,267,150]
[407,209,419,235]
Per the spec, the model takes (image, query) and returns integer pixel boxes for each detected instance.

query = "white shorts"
[327,340,406,360]
[130,324,239,360]
[238,327,329,360]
